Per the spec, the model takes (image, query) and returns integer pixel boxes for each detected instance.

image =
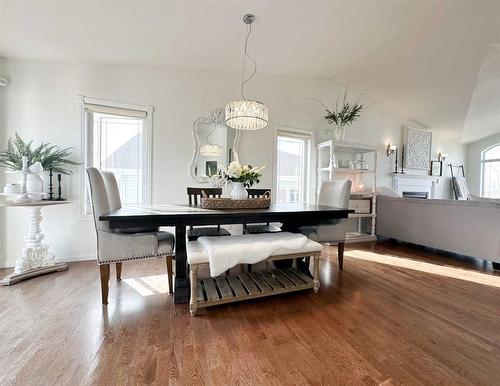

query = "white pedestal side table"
[0,200,71,285]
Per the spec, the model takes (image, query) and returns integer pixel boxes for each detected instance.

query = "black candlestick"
[400,144,405,174]
[393,148,399,174]
[57,173,64,200]
[48,168,54,200]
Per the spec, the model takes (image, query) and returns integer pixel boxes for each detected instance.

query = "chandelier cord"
[241,21,257,100]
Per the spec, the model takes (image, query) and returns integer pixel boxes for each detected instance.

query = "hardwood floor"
[1,240,500,385]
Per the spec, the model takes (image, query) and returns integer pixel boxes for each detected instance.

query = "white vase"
[333,125,346,142]
[229,182,248,200]
[26,173,44,201]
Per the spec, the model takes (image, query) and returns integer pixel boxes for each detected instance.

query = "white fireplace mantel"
[392,174,440,199]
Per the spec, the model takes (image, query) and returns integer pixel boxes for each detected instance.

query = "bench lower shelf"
[195,268,314,309]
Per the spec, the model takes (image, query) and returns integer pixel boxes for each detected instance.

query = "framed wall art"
[404,127,432,170]
[430,160,442,176]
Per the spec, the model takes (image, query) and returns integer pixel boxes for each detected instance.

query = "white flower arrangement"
[212,152,265,188]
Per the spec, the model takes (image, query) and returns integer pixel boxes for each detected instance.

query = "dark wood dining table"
[100,203,351,304]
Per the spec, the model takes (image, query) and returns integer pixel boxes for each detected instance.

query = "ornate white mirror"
[190,109,241,183]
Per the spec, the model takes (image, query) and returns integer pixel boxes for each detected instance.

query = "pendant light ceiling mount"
[243,14,255,24]
[225,13,269,131]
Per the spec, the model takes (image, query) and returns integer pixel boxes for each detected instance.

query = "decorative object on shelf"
[57,173,65,200]
[403,127,432,170]
[438,152,448,162]
[47,168,54,200]
[0,200,70,285]
[385,143,399,174]
[430,160,443,176]
[338,160,353,169]
[0,133,79,202]
[353,160,368,170]
[225,14,269,131]
[191,109,241,183]
[313,83,365,142]
[400,144,406,174]
[9,156,33,203]
[0,132,79,174]
[3,183,20,194]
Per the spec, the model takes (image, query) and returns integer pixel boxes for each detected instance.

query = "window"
[81,97,152,213]
[276,130,311,203]
[481,144,500,198]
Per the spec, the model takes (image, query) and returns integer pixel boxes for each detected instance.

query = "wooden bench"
[187,236,323,316]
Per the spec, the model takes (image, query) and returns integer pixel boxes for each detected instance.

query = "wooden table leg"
[277,221,312,275]
[174,225,189,304]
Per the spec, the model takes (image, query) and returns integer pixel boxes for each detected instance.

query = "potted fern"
[0,133,79,197]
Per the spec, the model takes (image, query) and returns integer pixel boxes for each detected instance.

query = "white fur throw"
[198,232,308,277]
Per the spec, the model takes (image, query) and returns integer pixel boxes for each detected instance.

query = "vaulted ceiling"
[1,0,500,143]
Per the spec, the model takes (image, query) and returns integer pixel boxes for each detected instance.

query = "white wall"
[0,58,466,268]
[466,132,500,195]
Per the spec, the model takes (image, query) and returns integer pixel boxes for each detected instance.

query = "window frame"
[78,96,153,216]
[480,143,500,198]
[273,126,313,204]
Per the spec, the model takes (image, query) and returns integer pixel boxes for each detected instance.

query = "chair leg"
[338,242,345,270]
[166,256,173,295]
[190,264,198,316]
[99,264,110,305]
[116,262,122,281]
[313,256,320,293]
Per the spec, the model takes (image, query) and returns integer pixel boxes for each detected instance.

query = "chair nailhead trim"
[98,252,174,264]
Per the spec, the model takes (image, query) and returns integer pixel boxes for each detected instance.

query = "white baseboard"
[57,253,96,263]
[0,253,95,269]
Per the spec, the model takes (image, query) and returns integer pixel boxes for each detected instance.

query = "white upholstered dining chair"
[299,179,352,269]
[87,168,174,304]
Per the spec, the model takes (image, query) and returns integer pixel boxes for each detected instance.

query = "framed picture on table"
[430,160,442,176]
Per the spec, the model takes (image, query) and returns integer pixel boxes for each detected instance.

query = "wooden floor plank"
[1,240,500,385]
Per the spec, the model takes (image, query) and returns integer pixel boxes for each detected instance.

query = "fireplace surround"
[392,175,440,199]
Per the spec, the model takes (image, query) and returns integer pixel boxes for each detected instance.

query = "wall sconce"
[386,143,399,173]
[438,152,448,162]
[386,143,397,156]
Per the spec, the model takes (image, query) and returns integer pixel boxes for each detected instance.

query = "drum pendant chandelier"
[225,14,269,131]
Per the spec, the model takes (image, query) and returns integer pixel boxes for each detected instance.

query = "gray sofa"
[376,196,500,267]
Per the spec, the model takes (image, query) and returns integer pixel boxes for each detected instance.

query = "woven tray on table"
[201,191,271,209]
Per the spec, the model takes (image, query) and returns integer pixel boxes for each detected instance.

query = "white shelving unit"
[316,140,379,243]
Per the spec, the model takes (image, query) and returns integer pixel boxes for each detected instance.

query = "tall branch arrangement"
[313,83,365,128]
[0,133,79,174]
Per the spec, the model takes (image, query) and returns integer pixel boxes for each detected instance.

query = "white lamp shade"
[225,100,269,130]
